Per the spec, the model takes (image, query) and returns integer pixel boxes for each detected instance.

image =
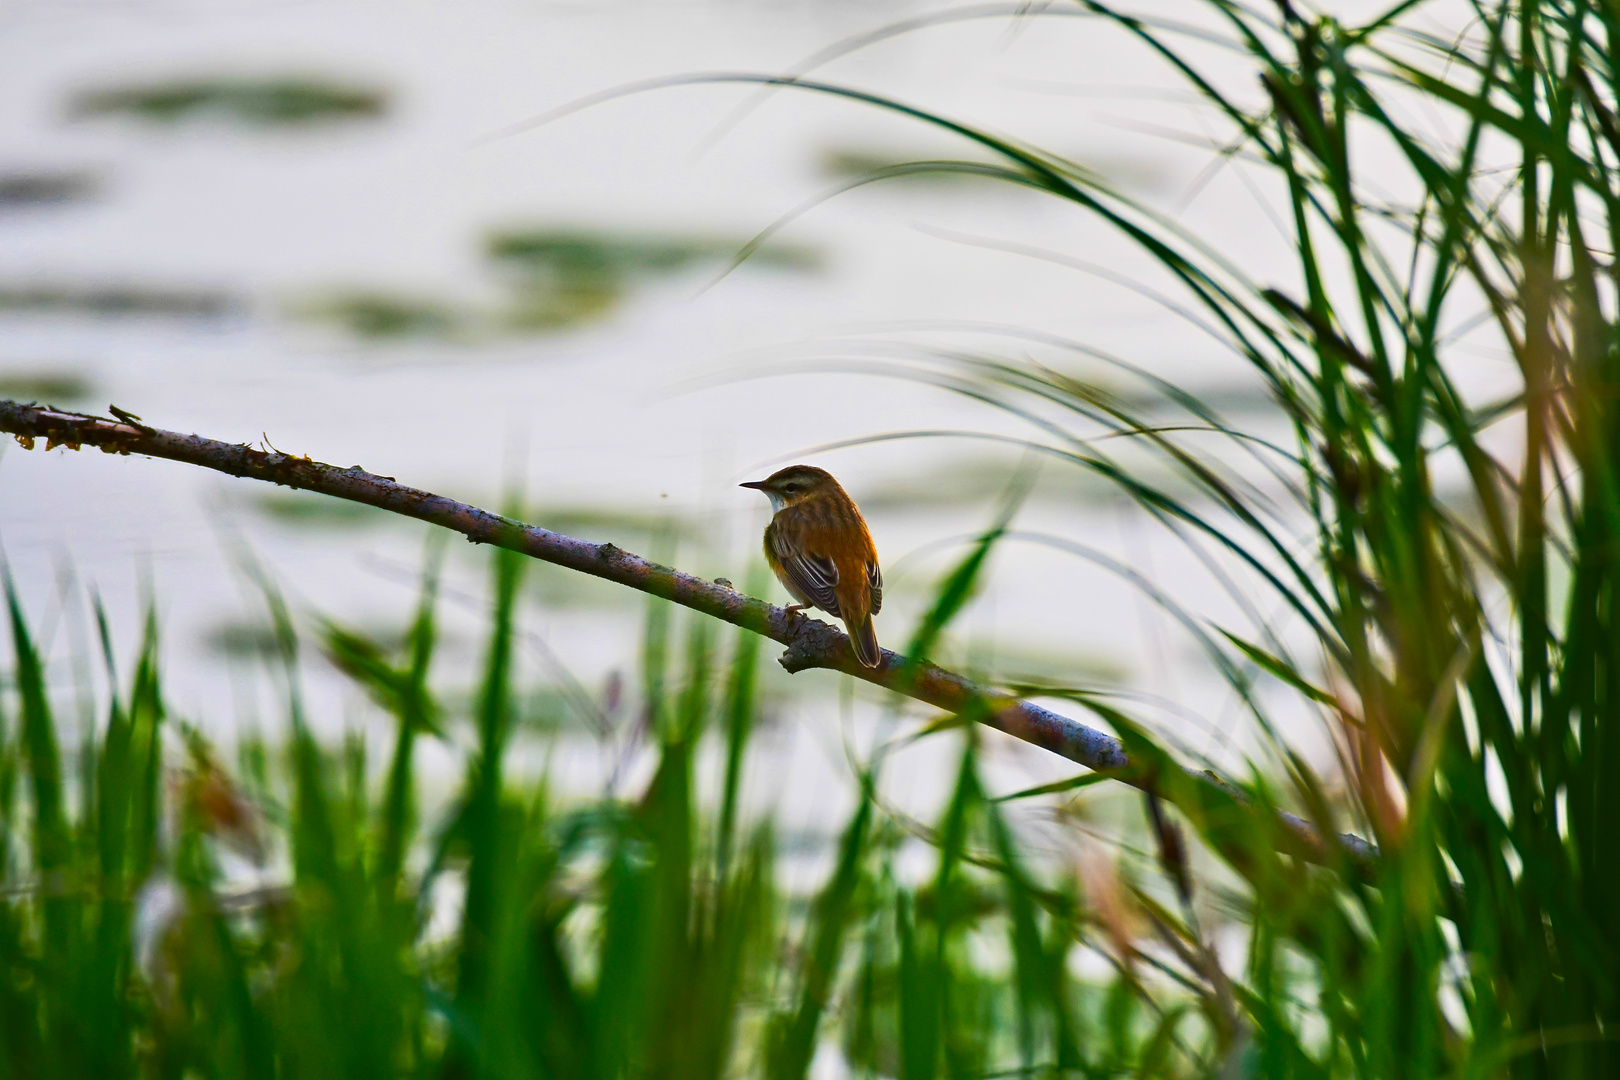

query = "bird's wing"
[771,529,841,616]
[866,561,882,616]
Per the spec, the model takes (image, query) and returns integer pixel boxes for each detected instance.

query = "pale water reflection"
[0,0,1319,837]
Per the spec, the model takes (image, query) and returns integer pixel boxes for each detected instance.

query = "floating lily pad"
[208,618,413,659]
[489,229,820,332]
[203,622,284,659]
[0,171,99,207]
[296,292,460,339]
[487,232,728,335]
[485,229,821,280]
[500,279,623,332]
[0,369,95,404]
[527,507,700,541]
[252,491,396,528]
[0,283,237,318]
[488,232,728,280]
[290,230,822,341]
[71,76,388,127]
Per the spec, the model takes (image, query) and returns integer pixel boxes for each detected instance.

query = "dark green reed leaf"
[895,891,939,1080]
[931,741,979,1080]
[1135,1004,1188,1080]
[378,538,444,887]
[991,770,1121,803]
[638,716,696,1073]
[982,788,1056,1068]
[642,532,677,732]
[593,818,660,1075]
[1217,630,1337,706]
[4,567,67,876]
[716,572,765,877]
[320,536,445,889]
[126,605,165,887]
[766,778,874,1080]
[446,538,526,1078]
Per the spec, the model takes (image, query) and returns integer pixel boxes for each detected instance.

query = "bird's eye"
[784,483,798,493]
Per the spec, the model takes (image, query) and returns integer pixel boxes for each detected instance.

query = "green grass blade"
[766,778,874,1080]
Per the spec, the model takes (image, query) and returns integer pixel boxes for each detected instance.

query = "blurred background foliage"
[4,0,1620,1077]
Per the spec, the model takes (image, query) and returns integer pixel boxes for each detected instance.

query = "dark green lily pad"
[501,279,623,332]
[71,76,388,127]
[0,283,236,318]
[0,171,99,207]
[488,229,820,333]
[203,622,284,659]
[208,618,411,658]
[485,229,821,280]
[253,491,395,528]
[528,507,697,540]
[0,370,95,405]
[290,230,823,341]
[297,292,460,339]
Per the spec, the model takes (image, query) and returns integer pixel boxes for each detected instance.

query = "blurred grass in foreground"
[0,546,1216,1079]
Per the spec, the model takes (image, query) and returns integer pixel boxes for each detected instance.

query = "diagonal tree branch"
[0,398,1377,876]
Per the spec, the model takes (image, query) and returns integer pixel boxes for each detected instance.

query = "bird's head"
[740,465,838,512]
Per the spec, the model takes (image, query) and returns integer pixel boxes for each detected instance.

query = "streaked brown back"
[775,487,877,620]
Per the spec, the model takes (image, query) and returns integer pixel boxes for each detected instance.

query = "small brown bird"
[741,464,883,667]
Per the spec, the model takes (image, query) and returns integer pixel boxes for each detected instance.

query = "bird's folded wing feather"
[867,561,882,615]
[771,531,841,616]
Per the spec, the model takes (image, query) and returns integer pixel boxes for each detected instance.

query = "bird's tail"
[846,615,882,668]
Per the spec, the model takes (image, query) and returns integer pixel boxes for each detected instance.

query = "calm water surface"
[0,0,1379,833]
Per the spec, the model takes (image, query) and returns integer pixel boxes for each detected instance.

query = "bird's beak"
[738,481,766,490]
